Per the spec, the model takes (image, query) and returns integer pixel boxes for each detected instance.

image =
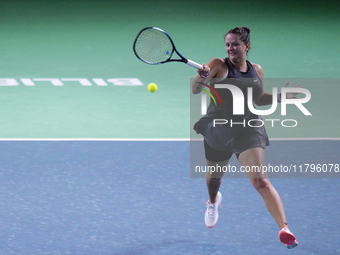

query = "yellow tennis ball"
[148,83,157,93]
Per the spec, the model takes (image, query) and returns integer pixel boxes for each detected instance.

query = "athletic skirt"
[193,114,270,154]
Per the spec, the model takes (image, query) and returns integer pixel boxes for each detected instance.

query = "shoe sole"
[279,229,297,249]
[279,231,295,244]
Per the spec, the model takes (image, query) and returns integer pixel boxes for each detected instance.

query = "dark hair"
[224,27,251,54]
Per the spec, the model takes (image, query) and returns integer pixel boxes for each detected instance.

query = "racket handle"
[186,59,202,69]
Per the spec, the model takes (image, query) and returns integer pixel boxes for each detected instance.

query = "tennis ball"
[148,83,157,93]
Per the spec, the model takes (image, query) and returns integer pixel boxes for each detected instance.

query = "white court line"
[269,138,340,141]
[0,138,339,141]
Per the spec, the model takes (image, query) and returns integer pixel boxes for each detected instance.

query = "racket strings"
[134,29,173,64]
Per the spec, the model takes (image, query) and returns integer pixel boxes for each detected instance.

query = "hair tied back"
[242,27,250,34]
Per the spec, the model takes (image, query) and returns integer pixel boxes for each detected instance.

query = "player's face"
[225,33,249,62]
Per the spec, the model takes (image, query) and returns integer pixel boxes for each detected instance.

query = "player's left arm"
[252,63,276,106]
[253,63,303,106]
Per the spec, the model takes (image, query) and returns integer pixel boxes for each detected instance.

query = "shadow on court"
[0,141,339,255]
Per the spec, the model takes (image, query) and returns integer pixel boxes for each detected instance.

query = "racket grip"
[186,59,202,69]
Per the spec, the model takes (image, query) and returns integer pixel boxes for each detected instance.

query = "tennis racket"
[133,27,202,69]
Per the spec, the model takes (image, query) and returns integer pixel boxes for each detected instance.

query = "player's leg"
[238,147,298,248]
[203,140,232,228]
[204,140,231,203]
[238,147,287,228]
[204,158,229,228]
[206,159,229,203]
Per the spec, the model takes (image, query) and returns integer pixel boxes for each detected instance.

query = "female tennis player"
[192,27,299,249]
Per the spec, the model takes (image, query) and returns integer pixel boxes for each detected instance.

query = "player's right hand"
[197,63,210,77]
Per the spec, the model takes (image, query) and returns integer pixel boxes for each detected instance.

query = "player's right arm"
[191,58,224,94]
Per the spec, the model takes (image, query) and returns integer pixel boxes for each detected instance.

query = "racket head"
[133,27,176,65]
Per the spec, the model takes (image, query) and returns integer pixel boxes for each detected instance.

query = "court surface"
[0,0,339,254]
[0,140,339,255]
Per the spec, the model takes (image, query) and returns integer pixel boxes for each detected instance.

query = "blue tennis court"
[0,140,339,255]
[1,0,339,254]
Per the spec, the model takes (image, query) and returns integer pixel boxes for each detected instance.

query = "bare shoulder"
[208,57,226,66]
[207,58,227,72]
[206,58,228,78]
[251,62,263,72]
[251,62,264,78]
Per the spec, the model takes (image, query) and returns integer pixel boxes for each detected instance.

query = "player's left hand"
[284,81,303,99]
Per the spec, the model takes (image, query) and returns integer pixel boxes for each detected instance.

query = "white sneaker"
[205,191,222,228]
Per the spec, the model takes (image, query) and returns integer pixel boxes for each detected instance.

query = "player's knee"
[251,178,270,191]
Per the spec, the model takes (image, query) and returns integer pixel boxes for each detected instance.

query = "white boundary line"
[269,138,340,141]
[0,138,339,141]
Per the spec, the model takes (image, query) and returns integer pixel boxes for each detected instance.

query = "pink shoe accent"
[279,227,298,249]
